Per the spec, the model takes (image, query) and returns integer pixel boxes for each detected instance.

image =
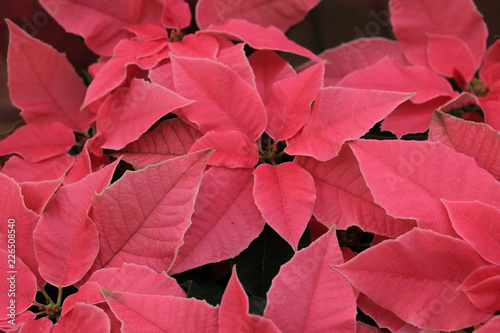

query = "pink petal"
[390,0,487,68]
[459,265,500,312]
[479,99,500,132]
[332,228,492,331]
[1,155,74,183]
[18,316,53,333]
[102,290,219,332]
[96,78,193,150]
[264,228,357,332]
[149,62,175,91]
[203,19,322,61]
[6,20,94,132]
[357,293,410,332]
[286,87,413,161]
[249,50,296,103]
[116,118,202,170]
[429,110,500,181]
[356,322,386,333]
[90,150,211,274]
[265,62,324,141]
[349,139,500,236]
[19,178,63,214]
[161,0,191,29]
[168,167,265,274]
[481,40,500,74]
[296,145,416,238]
[52,303,110,333]
[0,123,75,163]
[33,161,118,287]
[169,33,220,59]
[475,316,500,333]
[171,54,267,141]
[253,163,316,250]
[216,43,256,88]
[196,0,321,31]
[188,131,259,169]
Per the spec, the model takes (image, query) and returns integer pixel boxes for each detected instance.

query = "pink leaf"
[444,200,500,265]
[96,78,193,150]
[1,155,74,183]
[390,0,487,68]
[188,131,259,169]
[482,40,500,74]
[203,19,322,61]
[265,62,324,141]
[90,150,211,274]
[18,316,53,333]
[249,50,296,103]
[52,303,110,333]
[356,322,386,333]
[264,227,357,332]
[196,0,321,31]
[0,123,75,163]
[216,43,256,88]
[116,118,202,170]
[296,145,416,238]
[429,110,500,181]
[102,290,219,332]
[349,139,500,236]
[171,54,267,141]
[6,20,94,132]
[149,62,175,91]
[475,316,500,333]
[33,160,118,287]
[19,178,63,214]
[39,0,165,56]
[332,228,492,331]
[253,162,316,250]
[357,293,410,332]
[169,33,220,59]
[285,87,413,161]
[168,167,265,274]
[161,0,191,29]
[459,265,500,312]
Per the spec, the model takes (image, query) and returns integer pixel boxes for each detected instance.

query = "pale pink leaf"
[475,316,500,333]
[102,290,219,332]
[265,62,324,141]
[1,155,74,183]
[253,162,316,250]
[116,118,202,170]
[264,228,357,332]
[52,303,110,333]
[390,0,487,68]
[196,0,321,31]
[443,200,500,265]
[429,110,500,181]
[0,123,75,163]
[171,54,267,141]
[96,78,194,150]
[19,178,63,214]
[203,19,322,61]
[162,0,191,29]
[90,150,211,274]
[332,228,492,331]
[188,131,259,169]
[168,167,265,274]
[296,145,416,238]
[33,161,118,287]
[6,20,94,132]
[285,87,413,161]
[459,265,500,313]
[349,139,500,236]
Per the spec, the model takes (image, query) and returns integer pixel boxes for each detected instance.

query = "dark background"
[1,0,499,133]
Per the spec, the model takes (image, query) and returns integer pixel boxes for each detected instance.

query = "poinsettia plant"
[1,0,500,332]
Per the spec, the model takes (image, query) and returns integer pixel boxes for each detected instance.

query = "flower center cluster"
[465,78,489,97]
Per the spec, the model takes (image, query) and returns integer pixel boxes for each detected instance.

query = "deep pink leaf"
[125,24,169,40]
[332,228,492,331]
[196,0,321,31]
[203,19,322,61]
[356,322,386,333]
[33,161,118,287]
[116,118,202,170]
[475,316,500,333]
[102,290,219,332]
[459,265,500,312]
[390,0,487,68]
[1,155,74,183]
[479,98,500,132]
[216,43,256,88]
[149,62,175,91]
[253,162,316,250]
[285,87,413,161]
[39,0,165,55]
[19,178,62,214]
[264,228,357,332]
[429,110,500,181]
[90,150,211,274]
[169,33,220,59]
[249,50,296,103]
[265,62,324,141]
[96,78,193,150]
[357,293,410,332]
[188,131,259,168]
[0,123,75,163]
[63,141,94,185]
[6,20,94,132]
[0,311,38,332]
[338,57,457,104]
[296,145,416,238]
[161,0,191,29]
[349,139,500,236]
[444,200,500,265]
[52,303,110,333]
[0,250,37,321]
[18,316,53,333]
[482,40,500,74]
[168,167,265,274]
[171,54,267,141]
